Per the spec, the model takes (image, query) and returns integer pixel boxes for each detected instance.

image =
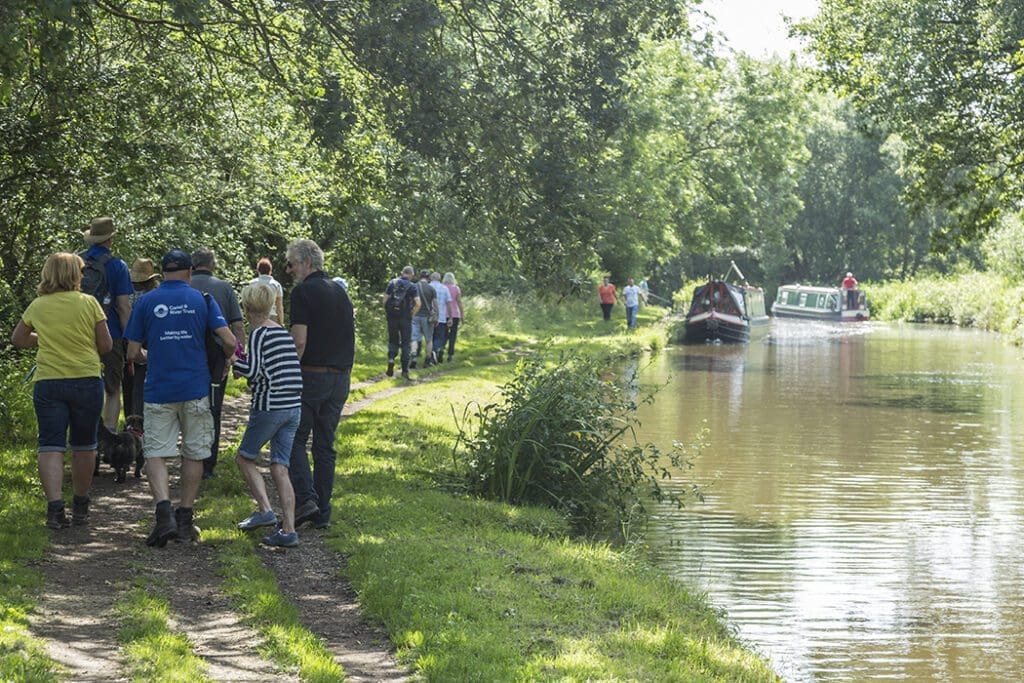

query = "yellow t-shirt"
[21,291,106,381]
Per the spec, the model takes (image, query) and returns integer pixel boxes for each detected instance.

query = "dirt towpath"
[29,372,412,682]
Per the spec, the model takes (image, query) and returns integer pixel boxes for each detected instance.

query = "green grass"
[0,296,777,681]
[0,446,61,683]
[116,585,211,682]
[865,272,1024,343]
[196,469,345,682]
[327,363,777,681]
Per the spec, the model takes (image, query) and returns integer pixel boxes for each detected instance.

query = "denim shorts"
[33,377,105,452]
[237,407,301,466]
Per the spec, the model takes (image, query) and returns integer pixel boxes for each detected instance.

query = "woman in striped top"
[233,282,303,547]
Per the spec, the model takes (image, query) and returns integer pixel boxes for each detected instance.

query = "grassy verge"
[864,272,1024,343]
[116,585,211,682]
[0,446,61,682]
[324,348,777,680]
[197,472,345,682]
[0,296,775,681]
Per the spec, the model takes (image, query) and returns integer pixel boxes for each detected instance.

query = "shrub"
[454,351,699,537]
[0,354,37,445]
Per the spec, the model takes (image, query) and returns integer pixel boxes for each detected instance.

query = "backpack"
[80,250,113,314]
[201,292,226,388]
[385,278,410,316]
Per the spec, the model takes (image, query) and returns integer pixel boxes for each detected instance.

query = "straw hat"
[82,216,116,244]
[130,258,161,284]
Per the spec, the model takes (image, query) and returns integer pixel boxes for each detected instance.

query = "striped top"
[234,326,302,411]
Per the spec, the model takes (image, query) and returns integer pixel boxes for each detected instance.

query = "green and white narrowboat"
[771,284,870,322]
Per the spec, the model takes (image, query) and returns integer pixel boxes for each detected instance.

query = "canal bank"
[0,297,778,681]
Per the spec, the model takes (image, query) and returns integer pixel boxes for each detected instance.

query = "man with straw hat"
[123,258,161,418]
[80,216,133,431]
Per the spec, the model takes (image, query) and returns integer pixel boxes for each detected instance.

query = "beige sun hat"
[82,216,116,244]
[130,258,161,284]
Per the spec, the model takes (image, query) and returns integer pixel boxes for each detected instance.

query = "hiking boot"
[173,507,200,543]
[46,506,70,530]
[401,370,411,381]
[238,509,278,530]
[145,510,177,547]
[71,497,90,526]
[262,529,299,548]
[294,499,320,528]
[386,361,395,377]
[409,359,417,369]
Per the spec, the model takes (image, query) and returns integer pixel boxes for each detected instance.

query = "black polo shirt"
[289,270,355,369]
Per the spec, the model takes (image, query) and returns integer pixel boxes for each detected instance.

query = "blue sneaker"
[238,509,278,530]
[262,529,299,547]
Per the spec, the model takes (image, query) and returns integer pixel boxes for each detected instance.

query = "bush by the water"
[455,351,698,536]
[865,272,1024,344]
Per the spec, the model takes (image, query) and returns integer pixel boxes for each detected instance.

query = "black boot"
[174,506,200,543]
[46,501,69,530]
[72,495,90,526]
[146,502,177,547]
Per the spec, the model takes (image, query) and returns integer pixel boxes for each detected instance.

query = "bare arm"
[127,340,144,362]
[411,296,421,317]
[229,320,245,351]
[11,320,37,348]
[95,320,113,355]
[291,323,308,361]
[275,295,284,325]
[114,294,131,334]
[216,326,236,358]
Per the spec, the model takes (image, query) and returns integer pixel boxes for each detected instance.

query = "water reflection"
[639,323,1024,682]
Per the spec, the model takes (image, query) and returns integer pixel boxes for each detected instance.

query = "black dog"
[97,416,144,483]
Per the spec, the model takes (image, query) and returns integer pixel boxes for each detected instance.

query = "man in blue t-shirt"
[125,249,236,548]
[81,217,134,430]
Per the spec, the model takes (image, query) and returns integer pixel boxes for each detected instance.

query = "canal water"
[635,322,1024,682]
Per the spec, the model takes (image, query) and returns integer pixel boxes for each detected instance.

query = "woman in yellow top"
[11,252,113,529]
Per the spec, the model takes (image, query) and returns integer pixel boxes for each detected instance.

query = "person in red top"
[842,271,858,310]
[598,276,617,321]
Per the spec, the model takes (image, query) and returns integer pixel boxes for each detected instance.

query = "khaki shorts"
[101,339,126,395]
[143,397,214,460]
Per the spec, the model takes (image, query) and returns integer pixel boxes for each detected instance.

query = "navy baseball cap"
[161,249,193,272]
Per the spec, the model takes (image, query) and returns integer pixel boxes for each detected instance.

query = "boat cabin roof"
[777,284,840,295]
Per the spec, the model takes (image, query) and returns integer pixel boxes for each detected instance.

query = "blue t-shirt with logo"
[125,280,228,404]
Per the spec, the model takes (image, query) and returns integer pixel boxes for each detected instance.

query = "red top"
[842,276,857,290]
[599,284,616,304]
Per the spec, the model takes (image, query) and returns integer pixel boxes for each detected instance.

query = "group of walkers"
[382,267,463,380]
[12,219,355,549]
[597,275,647,329]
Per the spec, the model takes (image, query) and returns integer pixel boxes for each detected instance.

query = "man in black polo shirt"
[286,239,355,529]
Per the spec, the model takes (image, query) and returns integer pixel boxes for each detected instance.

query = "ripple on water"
[639,324,1024,681]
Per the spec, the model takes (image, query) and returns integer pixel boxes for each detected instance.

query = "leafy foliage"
[799,0,1024,245]
[455,351,699,535]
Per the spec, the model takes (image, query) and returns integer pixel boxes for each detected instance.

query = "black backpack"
[201,292,227,388]
[385,278,410,316]
[80,250,113,315]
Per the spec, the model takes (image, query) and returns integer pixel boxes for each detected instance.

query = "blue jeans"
[432,322,449,358]
[238,407,301,466]
[626,305,638,329]
[33,377,104,452]
[288,369,350,523]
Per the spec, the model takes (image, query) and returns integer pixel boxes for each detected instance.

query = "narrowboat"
[771,284,870,321]
[682,263,770,343]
